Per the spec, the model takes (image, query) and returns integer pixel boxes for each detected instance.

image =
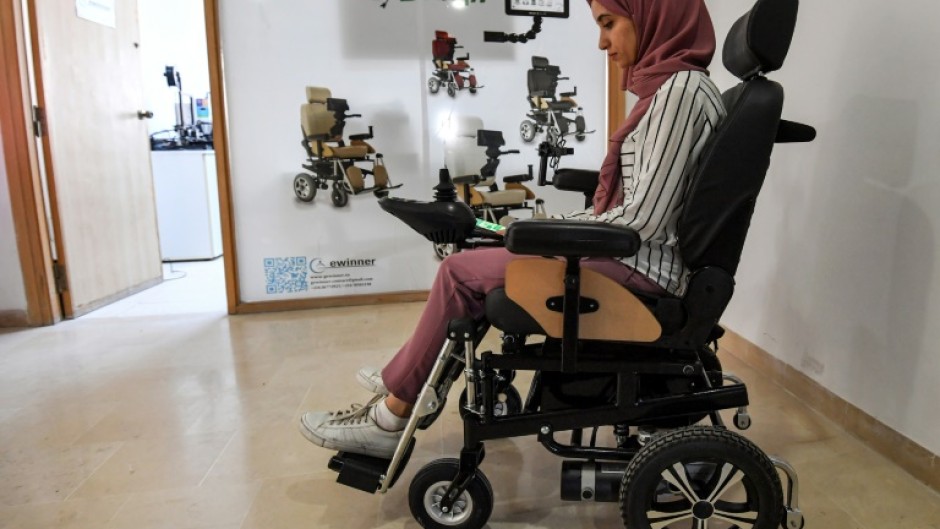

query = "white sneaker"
[298,395,402,458]
[356,366,388,395]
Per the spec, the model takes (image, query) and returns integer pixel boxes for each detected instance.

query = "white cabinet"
[151,150,222,261]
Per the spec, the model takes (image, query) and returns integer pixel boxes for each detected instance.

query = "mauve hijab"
[588,0,716,214]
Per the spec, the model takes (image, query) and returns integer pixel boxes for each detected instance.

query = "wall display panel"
[219,0,605,302]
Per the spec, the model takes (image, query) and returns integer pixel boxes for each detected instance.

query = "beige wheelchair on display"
[294,86,401,207]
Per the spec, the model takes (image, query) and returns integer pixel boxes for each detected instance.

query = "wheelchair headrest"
[531,56,550,69]
[722,0,798,80]
[434,30,450,40]
[306,86,331,104]
[452,115,484,138]
[477,129,505,149]
[326,98,350,115]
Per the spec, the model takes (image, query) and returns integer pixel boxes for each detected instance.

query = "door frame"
[0,0,58,326]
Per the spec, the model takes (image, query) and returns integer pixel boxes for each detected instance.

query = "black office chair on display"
[329,1,816,528]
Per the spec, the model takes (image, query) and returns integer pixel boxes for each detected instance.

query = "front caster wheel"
[447,83,457,97]
[620,426,784,529]
[428,77,441,94]
[409,459,493,529]
[331,182,349,207]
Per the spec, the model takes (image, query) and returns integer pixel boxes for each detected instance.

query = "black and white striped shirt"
[560,70,726,295]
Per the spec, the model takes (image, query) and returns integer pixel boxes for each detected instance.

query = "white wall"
[138,0,210,135]
[706,0,940,455]
[219,1,606,302]
[0,125,29,314]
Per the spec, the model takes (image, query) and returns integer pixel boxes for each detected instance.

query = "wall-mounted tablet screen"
[505,0,569,18]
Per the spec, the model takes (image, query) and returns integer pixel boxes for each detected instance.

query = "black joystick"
[433,168,458,202]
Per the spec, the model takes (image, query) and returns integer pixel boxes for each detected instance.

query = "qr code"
[264,257,308,294]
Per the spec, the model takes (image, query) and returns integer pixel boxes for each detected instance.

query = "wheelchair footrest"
[328,439,415,493]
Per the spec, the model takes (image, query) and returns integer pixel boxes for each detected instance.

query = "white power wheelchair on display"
[328,1,817,528]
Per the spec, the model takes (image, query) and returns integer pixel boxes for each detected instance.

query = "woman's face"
[591,1,638,70]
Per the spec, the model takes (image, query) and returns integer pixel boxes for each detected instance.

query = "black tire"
[620,426,784,529]
[293,173,317,202]
[520,120,537,142]
[331,183,348,207]
[575,115,586,134]
[447,83,457,97]
[458,383,522,418]
[429,77,441,94]
[409,459,494,529]
[469,87,477,94]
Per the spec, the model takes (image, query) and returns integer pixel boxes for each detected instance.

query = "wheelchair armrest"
[776,119,816,143]
[505,219,640,258]
[559,91,576,98]
[452,174,481,185]
[501,149,520,156]
[349,126,374,141]
[345,113,362,119]
[502,173,531,183]
[552,168,598,195]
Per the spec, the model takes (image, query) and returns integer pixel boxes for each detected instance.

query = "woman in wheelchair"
[299,0,810,527]
[300,0,723,458]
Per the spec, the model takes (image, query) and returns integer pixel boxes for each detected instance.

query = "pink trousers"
[381,247,665,404]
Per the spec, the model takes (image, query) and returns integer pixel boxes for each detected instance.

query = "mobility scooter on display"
[429,31,483,97]
[326,1,816,528]
[294,86,402,207]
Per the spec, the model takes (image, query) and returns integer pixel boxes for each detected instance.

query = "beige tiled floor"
[1,266,938,528]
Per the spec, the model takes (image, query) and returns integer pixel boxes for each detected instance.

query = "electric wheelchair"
[434,115,547,259]
[294,86,402,207]
[328,1,816,527]
[520,56,592,144]
[429,30,482,97]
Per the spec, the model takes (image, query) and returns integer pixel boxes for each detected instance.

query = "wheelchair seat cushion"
[479,188,528,207]
[485,288,546,336]
[320,144,369,159]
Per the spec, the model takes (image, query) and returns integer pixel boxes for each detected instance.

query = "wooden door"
[28,0,161,317]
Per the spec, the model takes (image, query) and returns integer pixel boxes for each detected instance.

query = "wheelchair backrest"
[432,30,457,62]
[678,0,799,277]
[300,104,337,157]
[444,115,488,182]
[528,56,559,99]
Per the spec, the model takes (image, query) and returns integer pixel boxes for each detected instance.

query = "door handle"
[137,110,154,120]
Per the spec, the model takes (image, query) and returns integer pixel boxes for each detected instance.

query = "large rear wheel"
[293,173,317,202]
[620,427,784,529]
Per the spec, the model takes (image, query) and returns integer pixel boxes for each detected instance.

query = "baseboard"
[0,309,29,328]
[232,290,430,315]
[720,328,939,493]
